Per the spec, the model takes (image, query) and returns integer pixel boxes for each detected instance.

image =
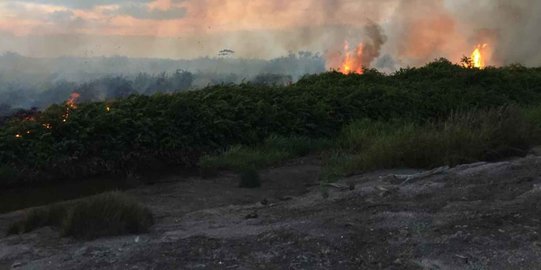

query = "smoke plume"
[1,0,541,69]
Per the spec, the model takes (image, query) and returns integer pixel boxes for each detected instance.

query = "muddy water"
[0,177,129,214]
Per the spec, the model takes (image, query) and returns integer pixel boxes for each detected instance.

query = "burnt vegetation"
[2,59,541,187]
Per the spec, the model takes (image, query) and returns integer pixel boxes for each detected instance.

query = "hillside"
[2,154,541,269]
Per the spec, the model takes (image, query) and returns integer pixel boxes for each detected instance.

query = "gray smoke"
[1,0,541,70]
[362,23,388,68]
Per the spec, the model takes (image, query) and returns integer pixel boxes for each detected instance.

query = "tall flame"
[340,41,364,75]
[470,44,488,68]
[67,92,81,109]
[63,92,80,122]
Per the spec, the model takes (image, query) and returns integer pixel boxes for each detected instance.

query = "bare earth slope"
[2,156,541,269]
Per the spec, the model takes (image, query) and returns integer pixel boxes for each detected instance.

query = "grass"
[7,203,68,235]
[7,191,153,239]
[200,106,541,183]
[321,106,540,181]
[199,135,332,172]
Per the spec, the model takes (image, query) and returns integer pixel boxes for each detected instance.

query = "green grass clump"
[6,191,153,240]
[199,135,332,172]
[7,203,68,235]
[322,106,539,181]
[200,145,289,172]
[63,192,153,239]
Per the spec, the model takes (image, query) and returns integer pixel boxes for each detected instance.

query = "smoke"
[362,23,387,69]
[177,0,541,69]
[447,0,541,66]
[1,0,541,69]
[380,0,541,68]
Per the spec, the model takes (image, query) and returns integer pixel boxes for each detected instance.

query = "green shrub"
[200,145,289,172]
[6,192,153,240]
[199,135,332,172]
[238,168,261,188]
[322,106,539,181]
[7,203,68,235]
[63,192,153,239]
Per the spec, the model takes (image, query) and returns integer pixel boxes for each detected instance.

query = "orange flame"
[67,92,81,109]
[339,41,364,75]
[62,92,81,122]
[470,44,488,68]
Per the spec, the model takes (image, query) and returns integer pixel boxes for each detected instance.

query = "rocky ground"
[2,155,541,269]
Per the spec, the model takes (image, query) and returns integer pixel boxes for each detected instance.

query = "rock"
[528,146,541,156]
[321,190,329,199]
[325,183,349,191]
[455,254,469,264]
[74,247,88,258]
[11,262,23,268]
[245,212,258,219]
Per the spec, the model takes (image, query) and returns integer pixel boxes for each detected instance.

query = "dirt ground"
[2,155,541,269]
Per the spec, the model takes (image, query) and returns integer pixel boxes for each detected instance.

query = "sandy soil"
[2,156,541,269]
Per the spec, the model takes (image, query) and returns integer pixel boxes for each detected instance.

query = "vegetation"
[7,203,68,235]
[2,59,541,186]
[322,106,540,181]
[7,192,153,239]
[200,135,331,172]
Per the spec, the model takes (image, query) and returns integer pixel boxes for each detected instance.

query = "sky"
[0,0,398,59]
[1,0,541,68]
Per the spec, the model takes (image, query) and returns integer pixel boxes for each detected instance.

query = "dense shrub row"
[2,59,541,186]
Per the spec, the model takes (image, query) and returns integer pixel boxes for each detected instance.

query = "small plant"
[7,204,68,235]
[321,106,539,181]
[461,56,474,68]
[63,192,153,239]
[6,192,153,240]
[238,167,261,188]
[199,135,333,173]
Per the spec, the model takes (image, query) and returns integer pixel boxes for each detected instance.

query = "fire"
[15,92,80,139]
[339,41,364,75]
[470,44,488,68]
[67,92,81,109]
[63,92,80,122]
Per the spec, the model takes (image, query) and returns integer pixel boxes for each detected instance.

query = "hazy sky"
[0,0,393,58]
[1,0,540,67]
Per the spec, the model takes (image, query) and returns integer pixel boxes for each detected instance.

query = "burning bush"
[1,60,541,187]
